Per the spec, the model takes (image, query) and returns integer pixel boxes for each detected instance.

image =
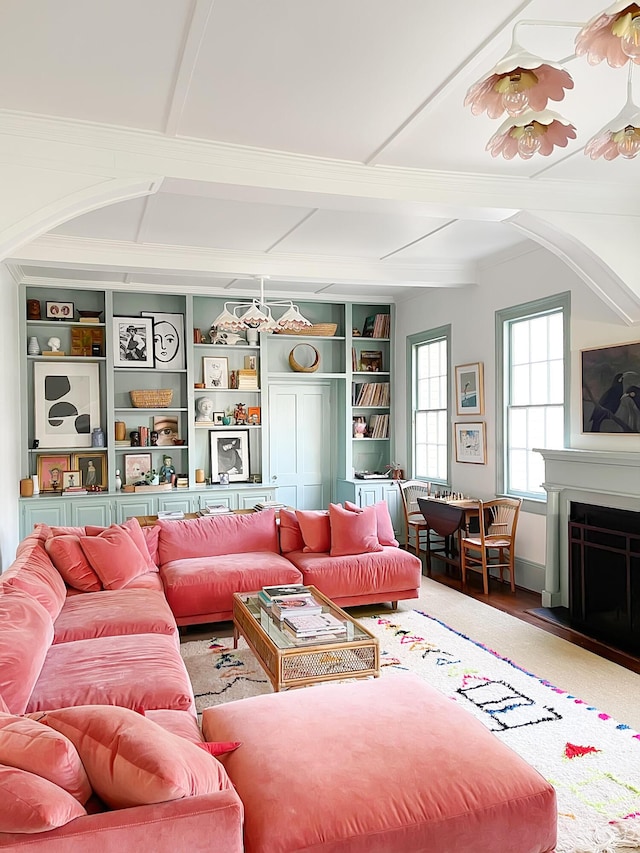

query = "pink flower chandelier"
[465,4,640,161]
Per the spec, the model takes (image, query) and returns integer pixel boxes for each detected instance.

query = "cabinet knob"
[271,474,278,481]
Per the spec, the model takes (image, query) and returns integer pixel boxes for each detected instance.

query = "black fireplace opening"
[569,502,640,655]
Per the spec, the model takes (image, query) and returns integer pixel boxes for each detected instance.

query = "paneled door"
[268,381,334,509]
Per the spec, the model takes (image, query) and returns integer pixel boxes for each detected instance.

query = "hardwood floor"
[423,558,640,675]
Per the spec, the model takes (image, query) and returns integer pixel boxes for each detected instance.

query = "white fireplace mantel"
[534,448,640,608]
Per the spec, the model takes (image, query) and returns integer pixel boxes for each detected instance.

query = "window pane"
[511,364,530,406]
[530,362,548,404]
[413,337,448,482]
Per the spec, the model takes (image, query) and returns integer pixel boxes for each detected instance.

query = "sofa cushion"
[295,509,330,553]
[329,503,382,557]
[285,546,422,602]
[121,571,165,592]
[202,674,557,853]
[0,589,54,714]
[344,500,399,547]
[141,523,160,566]
[26,633,194,715]
[0,766,86,833]
[1,537,67,619]
[41,705,233,810]
[0,713,91,803]
[53,589,177,645]
[79,525,151,590]
[161,553,302,620]
[86,517,158,573]
[144,710,204,744]
[44,535,103,592]
[278,508,304,553]
[158,510,279,563]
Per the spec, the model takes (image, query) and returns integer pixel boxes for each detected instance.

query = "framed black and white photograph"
[72,452,106,488]
[454,422,486,465]
[213,411,225,426]
[455,362,484,416]
[203,356,229,389]
[141,311,185,370]
[45,301,74,320]
[34,362,101,448]
[210,429,250,482]
[113,317,154,368]
[581,340,640,433]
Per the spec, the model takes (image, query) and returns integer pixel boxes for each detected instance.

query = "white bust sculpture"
[47,337,61,352]
[195,397,214,422]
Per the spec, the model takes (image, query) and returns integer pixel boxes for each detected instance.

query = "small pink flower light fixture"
[486,109,577,160]
[464,35,574,119]
[576,1,640,67]
[211,276,312,334]
[585,66,640,158]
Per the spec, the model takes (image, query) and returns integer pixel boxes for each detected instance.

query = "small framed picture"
[62,471,81,490]
[113,317,154,368]
[153,415,179,446]
[72,452,106,488]
[37,454,71,491]
[46,301,74,320]
[247,406,261,425]
[203,356,229,389]
[454,422,486,465]
[141,311,185,370]
[244,355,257,371]
[213,411,225,426]
[455,362,484,416]
[124,453,152,485]
[211,429,250,482]
[581,340,640,434]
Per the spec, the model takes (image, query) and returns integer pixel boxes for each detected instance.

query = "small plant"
[385,462,403,479]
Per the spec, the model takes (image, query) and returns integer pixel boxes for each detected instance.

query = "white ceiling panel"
[52,198,147,241]
[0,0,191,130]
[392,220,530,263]
[274,210,450,259]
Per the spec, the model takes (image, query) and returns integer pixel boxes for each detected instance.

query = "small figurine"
[158,455,176,485]
[47,337,61,352]
[209,327,247,346]
[234,402,247,424]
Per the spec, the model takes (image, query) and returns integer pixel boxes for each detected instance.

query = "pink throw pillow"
[329,503,383,557]
[0,590,53,715]
[295,510,331,553]
[279,508,304,553]
[0,713,91,803]
[0,766,86,833]
[45,535,102,592]
[344,500,399,547]
[141,524,161,566]
[86,517,157,573]
[41,705,232,809]
[79,526,150,590]
[196,741,242,757]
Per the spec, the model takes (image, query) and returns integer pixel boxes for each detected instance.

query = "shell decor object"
[576,1,640,67]
[486,109,577,160]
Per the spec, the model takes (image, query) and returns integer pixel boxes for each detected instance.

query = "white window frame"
[406,325,451,484]
[495,293,570,513]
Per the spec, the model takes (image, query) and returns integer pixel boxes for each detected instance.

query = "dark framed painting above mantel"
[581,340,640,434]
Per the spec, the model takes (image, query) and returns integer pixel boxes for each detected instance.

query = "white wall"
[0,264,21,569]
[394,244,639,589]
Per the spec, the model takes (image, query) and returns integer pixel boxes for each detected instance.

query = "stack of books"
[254,500,286,511]
[258,584,312,611]
[284,611,347,639]
[271,594,322,621]
[176,476,189,488]
[237,369,259,390]
[157,510,184,519]
[353,382,390,406]
[199,504,232,515]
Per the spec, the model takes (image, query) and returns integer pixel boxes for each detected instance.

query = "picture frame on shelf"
[153,415,179,446]
[454,422,486,465]
[141,311,185,370]
[33,361,101,448]
[45,301,73,320]
[581,340,640,434]
[72,452,106,488]
[124,453,152,485]
[113,317,154,368]
[454,362,484,416]
[210,429,250,482]
[213,411,225,426]
[203,356,229,389]
[62,471,81,490]
[247,406,261,425]
[359,350,383,372]
[37,454,71,492]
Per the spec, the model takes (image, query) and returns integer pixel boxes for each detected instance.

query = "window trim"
[495,292,570,514]
[406,324,451,485]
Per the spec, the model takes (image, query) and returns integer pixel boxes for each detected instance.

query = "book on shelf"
[254,500,286,510]
[352,382,390,407]
[362,313,390,338]
[176,477,189,488]
[271,595,323,620]
[199,504,232,515]
[284,611,347,637]
[63,488,88,495]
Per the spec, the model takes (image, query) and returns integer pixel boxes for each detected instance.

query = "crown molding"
[1,111,638,217]
[11,234,477,287]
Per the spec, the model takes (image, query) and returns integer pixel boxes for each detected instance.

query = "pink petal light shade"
[576,1,640,67]
[486,109,577,160]
[464,39,574,119]
[585,75,640,158]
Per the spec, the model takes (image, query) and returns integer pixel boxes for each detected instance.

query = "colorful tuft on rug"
[181,608,640,853]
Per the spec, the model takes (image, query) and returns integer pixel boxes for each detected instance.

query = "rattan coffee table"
[232,586,379,692]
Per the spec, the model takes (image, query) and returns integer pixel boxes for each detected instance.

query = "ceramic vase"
[27,336,40,355]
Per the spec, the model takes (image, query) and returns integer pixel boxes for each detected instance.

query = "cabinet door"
[69,499,113,528]
[157,495,197,514]
[237,489,276,510]
[200,493,235,511]
[357,484,383,507]
[116,498,157,522]
[20,500,68,538]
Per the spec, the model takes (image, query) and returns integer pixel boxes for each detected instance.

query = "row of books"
[230,369,259,390]
[368,413,389,438]
[362,313,390,338]
[352,382,390,406]
[257,584,347,639]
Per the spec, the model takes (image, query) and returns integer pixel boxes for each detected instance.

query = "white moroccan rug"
[181,608,640,853]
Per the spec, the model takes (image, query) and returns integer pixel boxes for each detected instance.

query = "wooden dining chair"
[397,480,431,562]
[460,498,522,595]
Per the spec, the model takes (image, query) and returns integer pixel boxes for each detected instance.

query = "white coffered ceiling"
[2,0,636,301]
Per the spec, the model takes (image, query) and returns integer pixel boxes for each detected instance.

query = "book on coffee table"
[271,596,322,620]
[284,611,347,638]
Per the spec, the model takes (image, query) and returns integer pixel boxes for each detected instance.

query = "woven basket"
[277,323,337,337]
[129,389,173,408]
[289,344,320,373]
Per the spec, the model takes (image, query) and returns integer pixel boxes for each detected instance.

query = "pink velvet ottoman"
[202,674,556,853]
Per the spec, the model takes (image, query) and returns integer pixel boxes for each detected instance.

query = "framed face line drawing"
[141,311,185,371]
